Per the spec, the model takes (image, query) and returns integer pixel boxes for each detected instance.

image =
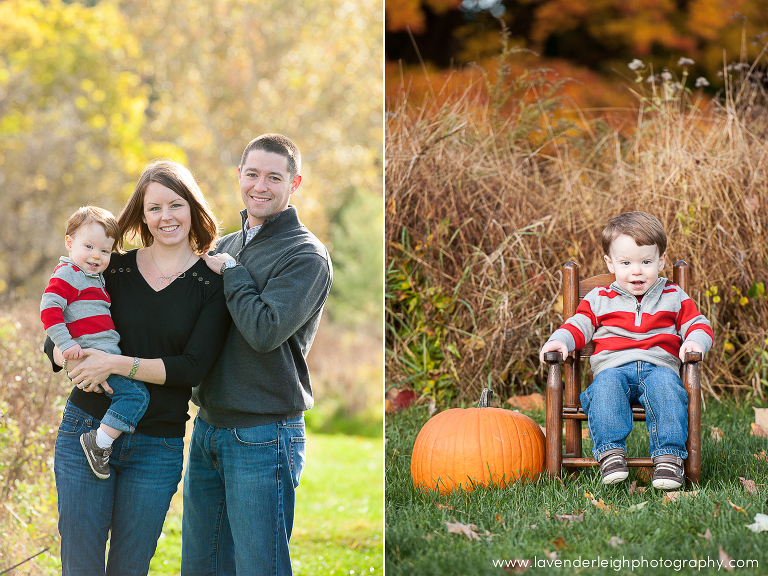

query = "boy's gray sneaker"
[80,430,112,479]
[652,455,684,490]
[598,448,629,485]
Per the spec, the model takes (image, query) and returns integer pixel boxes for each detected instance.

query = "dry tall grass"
[386,47,768,405]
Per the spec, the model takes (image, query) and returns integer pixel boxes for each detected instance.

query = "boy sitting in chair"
[539,212,713,489]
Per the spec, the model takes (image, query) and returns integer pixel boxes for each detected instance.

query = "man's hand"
[202,253,234,275]
[679,340,705,362]
[539,340,569,364]
[63,344,83,360]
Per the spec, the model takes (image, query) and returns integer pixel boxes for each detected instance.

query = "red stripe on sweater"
[68,315,116,338]
[564,324,587,350]
[597,310,678,333]
[43,277,79,305]
[40,307,65,331]
[595,334,680,357]
[77,286,110,303]
[685,322,714,341]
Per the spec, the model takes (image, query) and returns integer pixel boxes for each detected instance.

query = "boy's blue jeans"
[580,361,689,461]
[100,374,149,433]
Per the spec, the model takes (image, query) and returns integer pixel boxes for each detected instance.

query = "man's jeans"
[54,401,184,575]
[101,374,149,433]
[580,361,689,461]
[181,415,306,576]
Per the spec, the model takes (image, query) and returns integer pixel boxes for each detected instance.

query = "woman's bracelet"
[128,357,140,379]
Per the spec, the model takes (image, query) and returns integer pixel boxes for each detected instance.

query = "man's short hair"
[240,134,301,179]
[66,206,119,243]
[601,211,667,256]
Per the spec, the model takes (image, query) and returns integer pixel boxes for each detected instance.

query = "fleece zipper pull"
[635,298,642,327]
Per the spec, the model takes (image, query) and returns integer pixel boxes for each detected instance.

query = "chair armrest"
[684,352,702,364]
[543,351,563,364]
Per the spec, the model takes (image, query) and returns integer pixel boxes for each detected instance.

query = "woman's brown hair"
[117,160,219,253]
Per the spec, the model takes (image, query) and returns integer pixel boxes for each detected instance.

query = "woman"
[46,160,231,575]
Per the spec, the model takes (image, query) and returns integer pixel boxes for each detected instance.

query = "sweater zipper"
[635,298,642,327]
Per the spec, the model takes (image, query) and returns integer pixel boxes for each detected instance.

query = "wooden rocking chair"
[543,260,703,486]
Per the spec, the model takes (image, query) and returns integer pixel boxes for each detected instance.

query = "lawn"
[150,432,383,575]
[386,399,768,575]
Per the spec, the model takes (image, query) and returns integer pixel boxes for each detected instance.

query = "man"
[182,133,333,575]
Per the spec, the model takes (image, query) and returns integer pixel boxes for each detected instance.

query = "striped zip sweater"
[40,256,121,355]
[547,277,713,375]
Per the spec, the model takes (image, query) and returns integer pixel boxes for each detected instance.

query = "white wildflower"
[677,57,695,67]
[695,77,710,87]
[661,71,673,81]
[670,82,681,93]
[628,59,645,71]
[646,75,659,84]
[717,71,724,78]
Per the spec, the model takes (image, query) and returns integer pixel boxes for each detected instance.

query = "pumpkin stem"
[477,388,494,408]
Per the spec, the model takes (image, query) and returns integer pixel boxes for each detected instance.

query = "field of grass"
[150,432,383,575]
[386,400,768,575]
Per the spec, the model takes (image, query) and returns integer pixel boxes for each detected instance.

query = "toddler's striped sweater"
[40,257,121,355]
[546,277,713,376]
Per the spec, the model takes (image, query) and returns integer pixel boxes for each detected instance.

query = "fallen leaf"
[750,422,768,438]
[697,528,712,539]
[542,549,558,561]
[739,476,759,495]
[719,545,735,572]
[636,467,653,483]
[745,513,768,533]
[609,536,624,547]
[629,481,646,495]
[727,500,748,516]
[663,490,700,504]
[435,502,454,511]
[552,536,567,550]
[529,524,537,530]
[506,393,545,412]
[627,502,648,512]
[444,520,481,541]
[495,514,505,524]
[714,503,721,518]
[584,492,594,499]
[755,407,768,433]
[503,559,532,574]
[427,398,437,416]
[554,513,584,523]
[590,498,609,510]
[754,449,767,460]
[710,426,724,443]
[390,389,418,410]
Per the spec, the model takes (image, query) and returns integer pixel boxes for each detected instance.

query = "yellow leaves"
[710,426,724,443]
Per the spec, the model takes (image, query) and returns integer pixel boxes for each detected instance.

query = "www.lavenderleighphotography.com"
[0,0,383,574]
[385,1,768,574]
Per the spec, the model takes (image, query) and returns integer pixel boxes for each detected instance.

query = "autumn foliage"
[385,44,768,405]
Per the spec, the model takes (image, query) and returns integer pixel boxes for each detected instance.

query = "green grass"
[386,400,768,575]
[150,433,383,575]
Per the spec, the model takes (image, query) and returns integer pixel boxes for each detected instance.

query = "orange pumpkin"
[411,389,545,493]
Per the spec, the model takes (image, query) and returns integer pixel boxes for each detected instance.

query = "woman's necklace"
[149,246,195,288]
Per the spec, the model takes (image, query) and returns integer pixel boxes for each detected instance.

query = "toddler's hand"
[679,340,705,362]
[63,344,83,360]
[539,340,569,364]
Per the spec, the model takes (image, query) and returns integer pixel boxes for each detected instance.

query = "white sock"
[96,428,115,449]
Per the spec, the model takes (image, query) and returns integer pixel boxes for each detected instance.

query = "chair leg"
[545,360,563,477]
[683,358,702,486]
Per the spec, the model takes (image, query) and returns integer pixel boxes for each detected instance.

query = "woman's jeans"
[54,401,184,576]
[181,415,307,576]
[580,361,689,461]
[101,374,149,433]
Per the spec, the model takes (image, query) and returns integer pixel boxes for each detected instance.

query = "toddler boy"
[539,212,713,489]
[40,206,148,480]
